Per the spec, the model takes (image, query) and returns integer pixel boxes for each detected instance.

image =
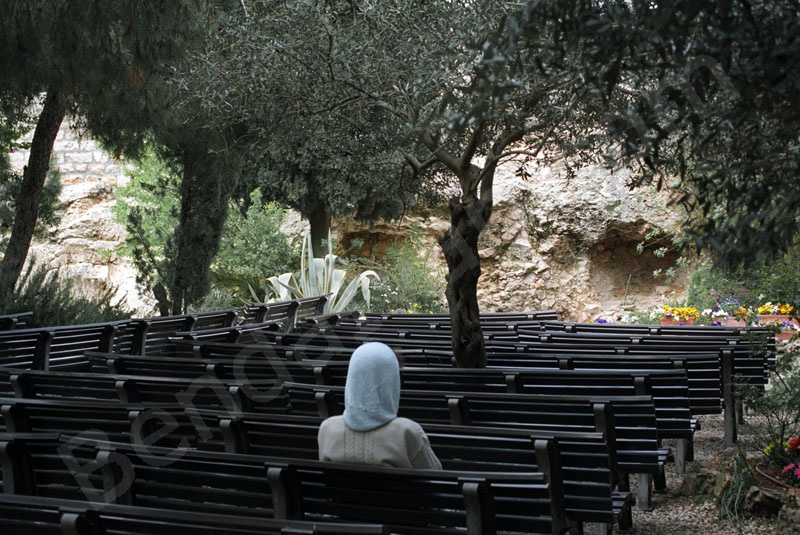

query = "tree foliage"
[251,0,619,366]
[113,148,297,312]
[585,1,800,264]
[112,146,181,316]
[0,1,217,291]
[179,1,426,254]
[212,189,297,297]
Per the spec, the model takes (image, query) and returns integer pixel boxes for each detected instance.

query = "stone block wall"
[8,121,154,315]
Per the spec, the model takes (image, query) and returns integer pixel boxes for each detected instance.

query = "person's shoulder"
[319,415,346,431]
[392,417,426,434]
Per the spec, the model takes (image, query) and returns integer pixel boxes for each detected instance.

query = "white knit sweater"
[317,415,442,469]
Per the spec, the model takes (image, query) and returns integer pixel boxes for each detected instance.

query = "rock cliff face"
[8,123,152,314]
[9,122,691,320]
[340,159,691,322]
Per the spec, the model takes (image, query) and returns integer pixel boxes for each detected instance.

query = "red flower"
[782,463,796,475]
[789,437,800,452]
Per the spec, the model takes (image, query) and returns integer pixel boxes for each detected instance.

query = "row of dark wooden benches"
[0,308,777,534]
[0,296,330,370]
[2,431,566,534]
[0,400,616,534]
[80,350,698,467]
[0,356,678,512]
[160,329,754,446]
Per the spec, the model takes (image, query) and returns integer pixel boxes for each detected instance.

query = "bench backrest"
[2,434,565,535]
[0,321,123,370]
[128,309,240,356]
[221,412,617,527]
[0,397,225,449]
[0,493,388,535]
[283,382,662,478]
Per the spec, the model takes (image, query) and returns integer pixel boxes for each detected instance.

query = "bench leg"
[618,503,634,533]
[675,438,688,475]
[736,398,746,425]
[686,435,695,462]
[654,465,667,493]
[637,473,653,511]
[618,472,630,493]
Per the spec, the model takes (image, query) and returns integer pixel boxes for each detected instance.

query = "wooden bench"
[362,310,560,322]
[219,411,631,534]
[283,382,665,509]
[243,296,332,330]
[1,368,291,415]
[0,312,33,331]
[0,321,125,371]
[124,309,241,356]
[484,348,750,446]
[240,299,299,327]
[170,319,286,344]
[0,397,226,449]
[482,351,723,414]
[0,493,388,534]
[308,362,696,473]
[2,433,569,535]
[167,338,473,367]
[85,350,321,386]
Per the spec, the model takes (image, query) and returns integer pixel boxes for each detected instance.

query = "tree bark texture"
[307,203,331,259]
[172,151,231,314]
[439,196,492,368]
[0,89,65,290]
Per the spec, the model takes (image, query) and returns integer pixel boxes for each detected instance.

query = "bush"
[211,189,297,299]
[740,350,800,458]
[0,264,129,327]
[364,230,446,314]
[686,251,800,319]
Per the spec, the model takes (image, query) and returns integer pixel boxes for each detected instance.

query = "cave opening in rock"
[588,227,689,313]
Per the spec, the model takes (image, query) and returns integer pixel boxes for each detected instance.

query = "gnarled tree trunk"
[439,196,492,368]
[0,89,65,290]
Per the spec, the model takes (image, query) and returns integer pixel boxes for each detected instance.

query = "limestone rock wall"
[339,159,691,322]
[8,122,690,320]
[8,122,154,315]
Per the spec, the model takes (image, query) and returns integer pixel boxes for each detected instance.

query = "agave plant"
[252,231,379,314]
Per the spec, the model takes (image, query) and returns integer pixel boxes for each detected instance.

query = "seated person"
[317,341,442,469]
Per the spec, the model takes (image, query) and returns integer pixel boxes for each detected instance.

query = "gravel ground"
[582,412,791,534]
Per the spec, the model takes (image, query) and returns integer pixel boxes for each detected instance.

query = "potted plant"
[757,301,797,326]
[757,437,800,489]
[659,305,700,325]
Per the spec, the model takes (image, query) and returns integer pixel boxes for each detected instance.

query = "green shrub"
[686,250,800,316]
[211,189,297,298]
[0,264,129,327]
[364,229,446,314]
[740,350,800,457]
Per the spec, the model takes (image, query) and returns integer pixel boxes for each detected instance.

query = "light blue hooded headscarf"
[343,342,400,431]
